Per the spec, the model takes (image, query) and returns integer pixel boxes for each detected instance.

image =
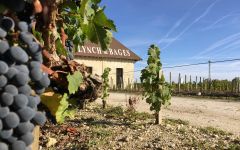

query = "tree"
[140,45,171,124]
[101,67,111,109]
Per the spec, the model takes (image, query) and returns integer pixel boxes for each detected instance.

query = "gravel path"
[97,92,240,136]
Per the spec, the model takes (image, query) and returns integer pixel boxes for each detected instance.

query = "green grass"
[93,105,153,122]
[124,108,154,122]
[94,105,124,118]
[88,125,113,148]
[164,118,190,126]
[199,126,230,136]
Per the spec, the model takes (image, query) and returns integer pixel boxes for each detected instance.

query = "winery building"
[74,38,141,89]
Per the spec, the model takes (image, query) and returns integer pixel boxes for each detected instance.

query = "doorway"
[116,68,123,89]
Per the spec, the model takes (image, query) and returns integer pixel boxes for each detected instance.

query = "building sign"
[78,46,131,57]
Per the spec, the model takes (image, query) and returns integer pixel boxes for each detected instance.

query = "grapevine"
[101,67,111,109]
[140,45,171,124]
[0,0,116,149]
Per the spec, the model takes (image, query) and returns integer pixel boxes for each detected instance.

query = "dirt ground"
[96,92,240,136]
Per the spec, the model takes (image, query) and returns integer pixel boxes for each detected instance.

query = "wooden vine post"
[178,73,181,93]
[169,72,172,85]
[190,75,192,91]
[195,76,198,90]
[185,74,187,91]
[200,77,202,92]
[31,126,40,150]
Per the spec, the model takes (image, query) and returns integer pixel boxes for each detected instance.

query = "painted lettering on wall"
[78,46,131,57]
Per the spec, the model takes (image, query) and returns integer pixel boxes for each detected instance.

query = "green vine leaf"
[67,71,83,94]
[55,94,74,123]
[94,9,117,32]
[56,39,67,56]
[61,0,116,51]
[141,45,171,113]
[32,29,44,45]
[101,67,111,101]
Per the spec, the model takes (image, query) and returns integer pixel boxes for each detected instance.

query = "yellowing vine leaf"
[67,71,83,94]
[41,91,76,123]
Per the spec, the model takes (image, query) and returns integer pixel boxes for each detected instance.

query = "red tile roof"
[74,38,142,61]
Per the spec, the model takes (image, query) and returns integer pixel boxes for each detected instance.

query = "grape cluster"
[0,16,49,149]
[65,40,74,60]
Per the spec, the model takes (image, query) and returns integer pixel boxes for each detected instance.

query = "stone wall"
[74,57,135,89]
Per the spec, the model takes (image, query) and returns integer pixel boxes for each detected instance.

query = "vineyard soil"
[40,103,240,149]
[97,92,240,136]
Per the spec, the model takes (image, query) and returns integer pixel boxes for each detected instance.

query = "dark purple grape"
[27,96,37,109]
[32,52,43,63]
[13,94,29,109]
[0,75,8,88]
[28,42,41,55]
[0,40,9,54]
[11,140,26,150]
[19,132,34,146]
[0,92,14,106]
[5,67,18,80]
[17,107,35,122]
[0,16,15,32]
[19,32,33,45]
[0,129,13,139]
[0,60,9,74]
[34,86,45,95]
[9,46,29,64]
[13,72,30,86]
[2,112,20,129]
[0,27,7,38]
[0,106,10,119]
[34,95,41,105]
[32,111,46,126]
[30,68,42,81]
[38,73,50,88]
[18,85,32,95]
[0,142,8,150]
[5,135,18,144]
[14,65,29,74]
[29,61,41,69]
[0,119,2,130]
[4,84,18,96]
[16,121,34,135]
[18,21,29,32]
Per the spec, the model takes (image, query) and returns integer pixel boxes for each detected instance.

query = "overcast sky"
[102,0,240,82]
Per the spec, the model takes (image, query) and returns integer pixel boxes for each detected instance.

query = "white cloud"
[201,13,240,31]
[122,38,156,48]
[157,0,200,46]
[162,0,219,50]
[193,32,240,59]
[158,38,177,44]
